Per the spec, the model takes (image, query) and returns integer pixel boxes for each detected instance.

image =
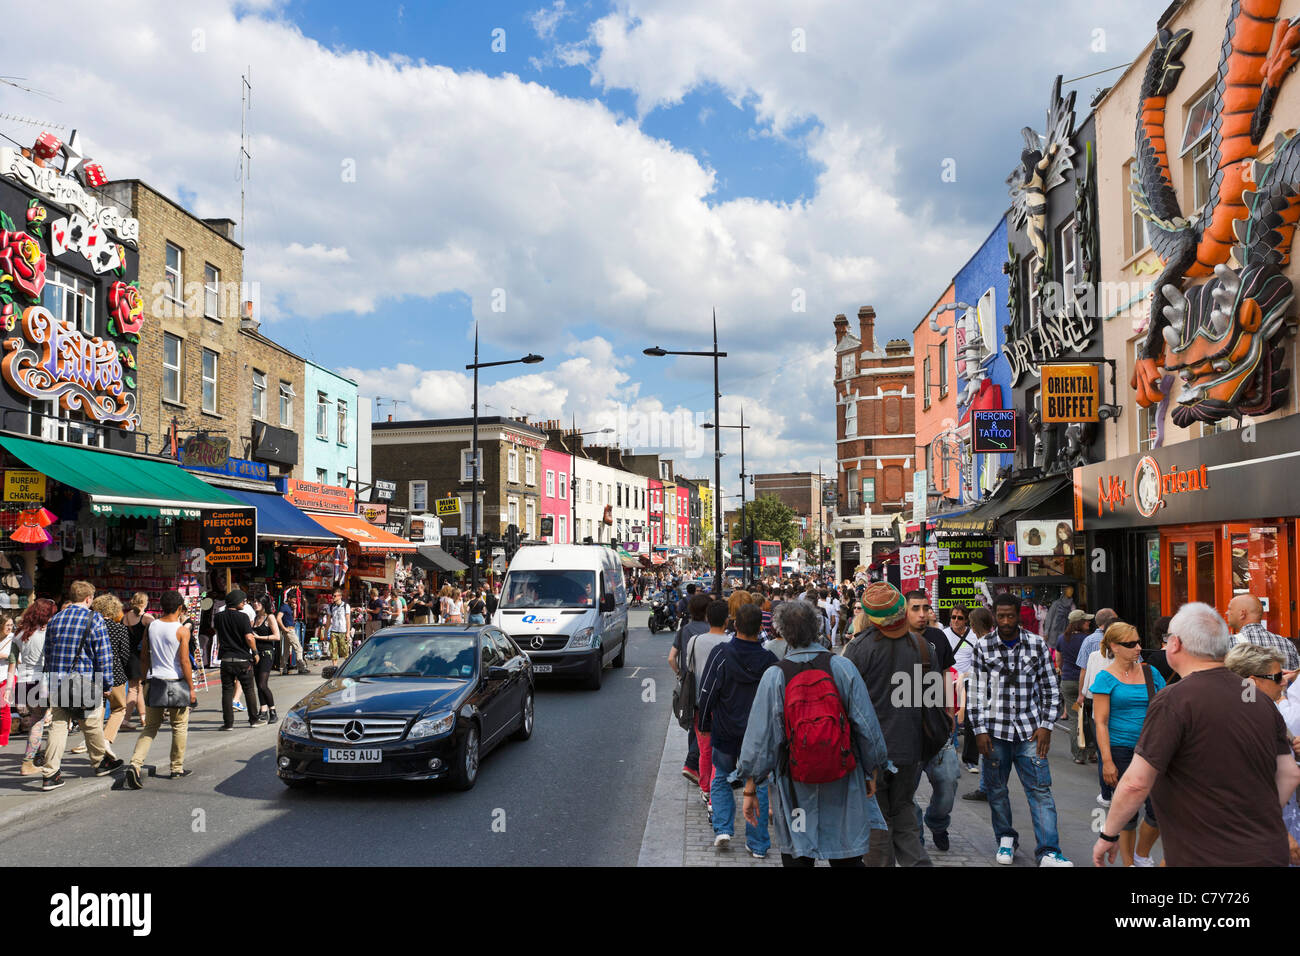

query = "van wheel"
[613,631,627,668]
[583,651,603,690]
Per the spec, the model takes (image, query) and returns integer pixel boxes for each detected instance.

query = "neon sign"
[2,305,138,429]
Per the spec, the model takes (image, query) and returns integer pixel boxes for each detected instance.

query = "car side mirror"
[486,665,510,681]
[321,666,337,679]
[600,594,615,613]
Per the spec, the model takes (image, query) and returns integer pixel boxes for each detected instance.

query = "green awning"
[0,435,242,518]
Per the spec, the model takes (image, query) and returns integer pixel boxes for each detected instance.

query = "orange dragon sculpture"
[1131,0,1300,427]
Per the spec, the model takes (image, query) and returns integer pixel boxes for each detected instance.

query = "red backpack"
[778,653,856,784]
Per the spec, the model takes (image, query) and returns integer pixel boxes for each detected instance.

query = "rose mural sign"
[2,305,139,429]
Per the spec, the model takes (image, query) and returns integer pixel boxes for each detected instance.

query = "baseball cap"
[1067,609,1094,624]
[225,589,247,606]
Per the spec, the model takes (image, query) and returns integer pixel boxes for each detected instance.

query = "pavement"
[0,668,323,831]
[639,708,1153,868]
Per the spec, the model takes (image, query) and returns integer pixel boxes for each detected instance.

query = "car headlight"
[569,626,596,649]
[408,711,456,740]
[282,711,308,737]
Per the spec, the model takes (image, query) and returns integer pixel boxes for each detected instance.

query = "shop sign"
[900,546,922,591]
[505,430,546,450]
[1041,363,1100,423]
[280,478,355,514]
[972,410,1017,453]
[1004,541,1020,564]
[911,470,927,524]
[359,502,388,526]
[252,422,297,467]
[201,508,257,566]
[3,469,45,502]
[0,147,140,243]
[1015,519,1074,556]
[373,479,396,502]
[91,502,201,519]
[384,504,408,538]
[3,305,138,429]
[435,497,461,517]
[408,512,440,546]
[1001,313,1097,386]
[936,535,996,610]
[540,515,554,536]
[1096,460,1210,520]
[178,436,269,481]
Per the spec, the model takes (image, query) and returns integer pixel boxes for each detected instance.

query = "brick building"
[371,416,548,539]
[101,180,305,476]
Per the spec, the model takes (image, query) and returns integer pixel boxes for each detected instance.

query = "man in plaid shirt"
[40,580,124,790]
[1226,594,1300,671]
[969,592,1072,867]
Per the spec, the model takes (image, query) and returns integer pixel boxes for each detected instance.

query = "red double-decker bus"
[731,540,784,579]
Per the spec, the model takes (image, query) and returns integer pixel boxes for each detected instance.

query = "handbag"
[145,677,191,709]
[45,615,99,711]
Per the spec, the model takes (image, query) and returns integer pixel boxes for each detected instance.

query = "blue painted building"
[952,214,1013,501]
[301,360,359,489]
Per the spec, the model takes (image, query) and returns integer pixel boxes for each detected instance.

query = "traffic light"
[506,524,520,557]
[822,545,832,561]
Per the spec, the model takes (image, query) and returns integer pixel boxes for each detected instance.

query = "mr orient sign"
[201,508,257,567]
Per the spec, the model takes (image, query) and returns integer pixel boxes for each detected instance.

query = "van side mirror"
[600,594,615,613]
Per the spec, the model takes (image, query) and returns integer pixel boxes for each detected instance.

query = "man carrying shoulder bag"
[125,590,197,788]
[40,580,123,791]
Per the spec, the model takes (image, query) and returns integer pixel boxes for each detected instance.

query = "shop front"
[1076,416,1300,637]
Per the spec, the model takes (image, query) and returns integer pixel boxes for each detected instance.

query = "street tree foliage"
[741,494,799,552]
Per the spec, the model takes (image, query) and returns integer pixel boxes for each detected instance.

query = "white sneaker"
[995,836,1015,865]
[1039,851,1074,867]
[1096,794,1111,808]
[1133,853,1156,867]
[713,833,731,849]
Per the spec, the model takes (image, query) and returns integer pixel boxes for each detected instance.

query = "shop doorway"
[1160,522,1294,635]
[1224,522,1290,633]
[1163,529,1217,611]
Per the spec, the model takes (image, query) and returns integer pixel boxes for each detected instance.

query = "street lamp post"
[703,407,751,585]
[645,310,727,597]
[566,425,613,547]
[466,324,543,590]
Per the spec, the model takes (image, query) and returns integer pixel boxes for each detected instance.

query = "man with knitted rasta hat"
[844,583,943,867]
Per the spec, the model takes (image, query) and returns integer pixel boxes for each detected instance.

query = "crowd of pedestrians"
[665,570,1300,867]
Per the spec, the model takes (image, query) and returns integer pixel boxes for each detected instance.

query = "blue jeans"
[986,736,1062,862]
[914,740,960,834]
[711,747,769,855]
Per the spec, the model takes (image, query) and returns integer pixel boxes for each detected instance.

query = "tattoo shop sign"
[202,508,257,566]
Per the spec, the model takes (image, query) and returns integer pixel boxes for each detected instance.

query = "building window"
[165,243,183,303]
[525,454,535,486]
[508,450,518,483]
[410,480,428,512]
[586,519,592,540]
[460,448,482,481]
[279,381,293,426]
[41,268,95,335]
[338,472,347,488]
[841,353,855,378]
[337,399,348,445]
[844,399,857,437]
[201,349,217,414]
[1128,161,1152,257]
[559,471,567,500]
[559,515,567,543]
[252,370,266,420]
[545,470,555,498]
[458,494,482,534]
[1058,217,1078,306]
[1180,88,1215,213]
[585,480,592,503]
[938,341,948,397]
[1133,339,1157,453]
[922,357,932,409]
[204,263,220,319]
[508,497,518,528]
[316,392,329,439]
[525,499,535,538]
[884,394,901,432]
[316,468,327,483]
[163,334,182,404]
[1026,254,1041,324]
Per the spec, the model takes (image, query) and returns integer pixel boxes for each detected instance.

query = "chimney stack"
[833,313,849,346]
[858,306,875,352]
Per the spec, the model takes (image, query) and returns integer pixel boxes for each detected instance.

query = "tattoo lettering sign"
[2,305,138,429]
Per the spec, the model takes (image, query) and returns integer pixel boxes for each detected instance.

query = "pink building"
[676,486,690,550]
[648,478,663,548]
[540,448,570,544]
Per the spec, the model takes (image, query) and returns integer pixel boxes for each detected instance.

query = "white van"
[491,544,630,690]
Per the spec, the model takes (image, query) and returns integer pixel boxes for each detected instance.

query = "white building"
[571,453,648,551]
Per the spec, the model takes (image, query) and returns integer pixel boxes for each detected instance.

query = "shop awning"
[221,489,340,543]
[307,512,417,552]
[0,434,241,518]
[411,545,467,573]
[615,548,638,568]
[948,475,1072,534]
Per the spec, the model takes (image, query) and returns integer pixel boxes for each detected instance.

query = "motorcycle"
[648,599,675,634]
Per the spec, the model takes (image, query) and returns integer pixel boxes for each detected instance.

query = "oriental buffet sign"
[2,305,138,429]
[1097,456,1210,519]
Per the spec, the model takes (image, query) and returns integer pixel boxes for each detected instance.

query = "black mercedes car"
[276,625,534,790]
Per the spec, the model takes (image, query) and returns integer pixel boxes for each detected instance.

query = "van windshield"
[501,570,597,608]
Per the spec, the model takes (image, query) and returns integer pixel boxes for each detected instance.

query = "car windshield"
[336,633,478,680]
[500,569,596,608]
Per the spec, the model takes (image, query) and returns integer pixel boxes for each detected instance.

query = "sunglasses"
[1254,672,1285,684]
[1113,639,1141,649]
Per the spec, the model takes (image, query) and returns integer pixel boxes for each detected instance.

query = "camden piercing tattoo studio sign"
[1002,309,1097,386]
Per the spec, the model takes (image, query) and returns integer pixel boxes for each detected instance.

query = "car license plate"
[324,748,381,763]
[532,664,553,673]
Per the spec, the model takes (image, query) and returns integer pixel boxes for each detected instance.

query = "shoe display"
[995,836,1014,865]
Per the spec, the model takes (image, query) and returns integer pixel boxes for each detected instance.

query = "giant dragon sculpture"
[1131,1,1300,427]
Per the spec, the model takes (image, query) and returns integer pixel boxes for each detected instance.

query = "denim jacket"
[734,646,893,860]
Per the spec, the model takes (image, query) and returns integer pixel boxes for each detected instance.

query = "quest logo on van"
[520,614,559,625]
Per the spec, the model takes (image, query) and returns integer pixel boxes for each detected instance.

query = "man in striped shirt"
[1226,594,1299,671]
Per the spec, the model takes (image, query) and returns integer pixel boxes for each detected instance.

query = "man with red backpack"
[729,599,891,866]
[844,582,945,867]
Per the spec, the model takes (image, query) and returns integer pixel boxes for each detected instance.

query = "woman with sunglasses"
[1090,622,1165,866]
